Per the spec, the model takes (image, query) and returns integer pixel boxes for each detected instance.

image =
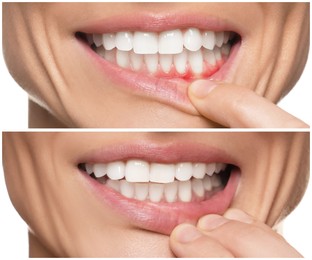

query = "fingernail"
[173,224,203,243]
[189,80,217,98]
[197,214,229,231]
[224,208,253,224]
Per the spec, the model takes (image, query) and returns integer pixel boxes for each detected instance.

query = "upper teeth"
[85,160,226,183]
[91,28,231,54]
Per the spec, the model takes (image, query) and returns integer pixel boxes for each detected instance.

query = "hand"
[169,208,302,257]
[188,80,309,128]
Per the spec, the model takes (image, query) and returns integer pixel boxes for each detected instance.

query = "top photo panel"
[2,2,310,128]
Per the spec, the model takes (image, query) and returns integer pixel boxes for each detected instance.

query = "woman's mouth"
[75,13,242,114]
[76,142,240,234]
[81,29,237,79]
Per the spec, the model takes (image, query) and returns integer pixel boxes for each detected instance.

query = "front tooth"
[192,179,205,198]
[214,47,222,61]
[144,54,158,73]
[164,181,178,202]
[85,164,93,175]
[130,51,144,71]
[106,179,120,192]
[202,31,216,50]
[211,175,222,188]
[93,163,106,178]
[188,50,203,74]
[120,180,135,198]
[116,50,130,68]
[135,183,149,201]
[125,160,149,182]
[107,161,125,180]
[175,162,193,181]
[215,32,224,47]
[203,49,216,66]
[115,31,133,51]
[133,32,158,54]
[183,28,202,51]
[93,34,103,47]
[206,163,216,176]
[159,29,183,54]
[173,49,187,74]
[103,33,116,50]
[159,54,173,73]
[193,163,206,179]
[149,183,164,202]
[150,163,175,184]
[178,181,192,202]
[203,175,212,191]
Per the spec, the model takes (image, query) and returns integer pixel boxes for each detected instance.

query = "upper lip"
[76,11,243,115]
[77,141,241,235]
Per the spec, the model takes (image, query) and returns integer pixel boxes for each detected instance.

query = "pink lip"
[77,142,241,235]
[76,13,242,115]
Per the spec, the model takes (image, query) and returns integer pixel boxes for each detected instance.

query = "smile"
[84,29,236,79]
[76,142,241,234]
[75,13,242,114]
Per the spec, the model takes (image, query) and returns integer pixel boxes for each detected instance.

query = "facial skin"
[2,3,309,128]
[2,132,309,257]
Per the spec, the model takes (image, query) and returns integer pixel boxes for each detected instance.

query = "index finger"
[188,80,309,128]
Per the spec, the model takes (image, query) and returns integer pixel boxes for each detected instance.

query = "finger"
[197,208,302,257]
[169,223,234,257]
[188,80,309,128]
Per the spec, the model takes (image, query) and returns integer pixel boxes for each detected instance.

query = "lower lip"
[78,40,241,115]
[81,168,240,235]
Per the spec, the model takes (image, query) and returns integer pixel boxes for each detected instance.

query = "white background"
[1,2,312,258]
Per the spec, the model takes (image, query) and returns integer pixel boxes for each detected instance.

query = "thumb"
[188,80,308,128]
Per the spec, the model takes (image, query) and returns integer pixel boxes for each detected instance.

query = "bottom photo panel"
[1,131,310,257]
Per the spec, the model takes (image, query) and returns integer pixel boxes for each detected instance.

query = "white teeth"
[192,178,205,198]
[203,175,212,191]
[107,161,125,180]
[84,161,228,202]
[125,160,149,182]
[85,164,93,175]
[159,29,184,54]
[106,179,120,192]
[211,175,222,188]
[173,49,187,74]
[93,163,106,178]
[120,180,135,198]
[116,50,130,68]
[202,31,216,50]
[215,32,224,48]
[188,49,203,74]
[144,54,158,73]
[133,32,158,54]
[183,28,202,52]
[178,181,192,202]
[104,49,116,63]
[130,51,144,71]
[159,54,173,73]
[149,183,164,202]
[221,44,231,56]
[164,181,178,202]
[150,163,175,184]
[103,33,116,50]
[203,49,216,66]
[115,31,133,51]
[214,47,222,61]
[93,34,103,47]
[206,163,216,176]
[193,163,206,179]
[175,162,193,181]
[135,183,149,201]
[223,31,230,44]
